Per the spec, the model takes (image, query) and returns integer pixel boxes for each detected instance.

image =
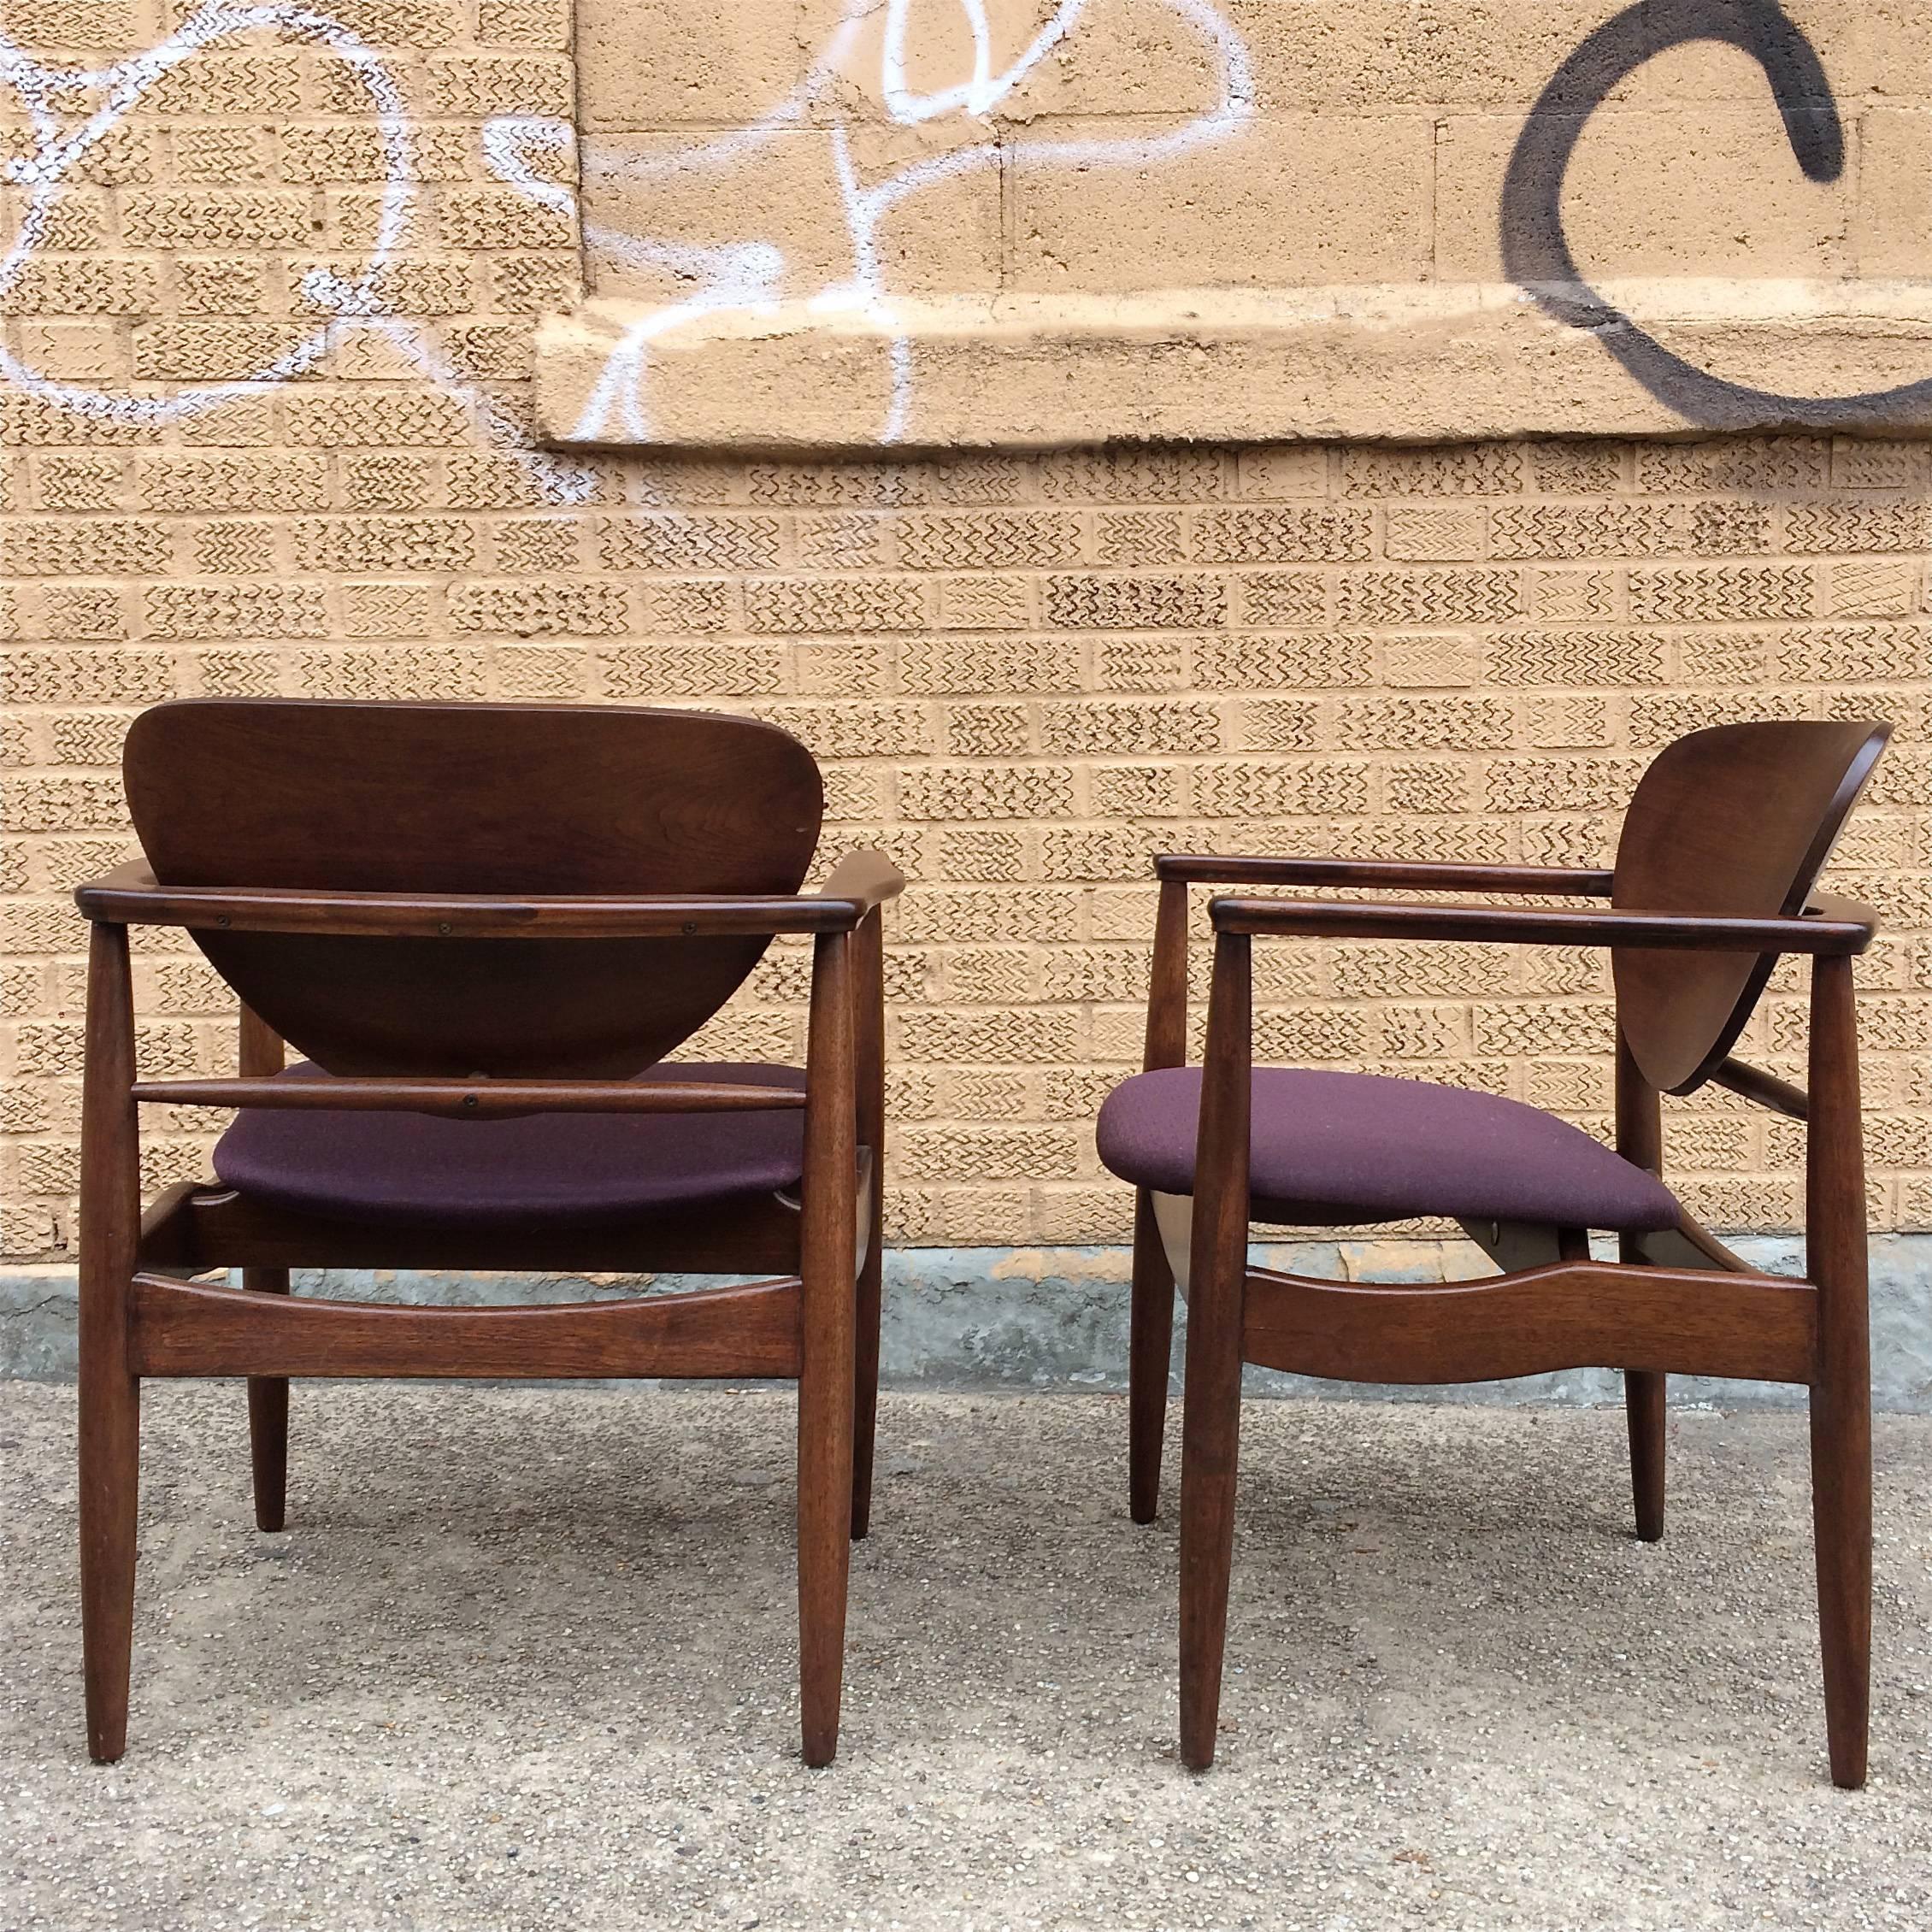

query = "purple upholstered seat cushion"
[1097,1066,1679,1233]
[212,1061,808,1226]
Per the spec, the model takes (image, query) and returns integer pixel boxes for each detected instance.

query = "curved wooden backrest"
[124,700,824,1077]
[1612,719,1889,1094]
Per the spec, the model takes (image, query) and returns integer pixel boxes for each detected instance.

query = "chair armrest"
[815,848,907,916]
[74,863,870,937]
[1208,896,1878,954]
[1155,853,1615,896]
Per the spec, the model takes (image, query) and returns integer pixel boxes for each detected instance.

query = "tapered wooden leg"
[849,907,886,1543]
[79,1354,139,1764]
[1178,1294,1243,1771]
[1808,951,1870,1789]
[1134,875,1192,1523]
[798,1324,854,1767]
[1129,1188,1175,1524]
[236,1007,292,1534]
[1624,1369,1666,1543]
[1179,930,1251,1773]
[850,1228,881,1541]
[799,930,857,1766]
[244,1269,292,1532]
[1614,1036,1667,1542]
[79,920,141,1764]
[1811,1378,1871,1789]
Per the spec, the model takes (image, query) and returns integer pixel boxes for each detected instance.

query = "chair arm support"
[73,863,870,937]
[71,857,158,904]
[1208,896,1877,953]
[1154,853,1616,896]
[1805,890,1883,932]
[815,849,908,916]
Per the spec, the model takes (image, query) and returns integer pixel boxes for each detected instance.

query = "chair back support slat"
[123,700,824,1077]
[1611,719,1888,1094]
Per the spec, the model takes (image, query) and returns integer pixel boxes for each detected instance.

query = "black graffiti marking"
[1502,0,1932,428]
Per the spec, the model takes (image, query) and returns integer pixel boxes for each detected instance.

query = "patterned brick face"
[2,17,1930,1257]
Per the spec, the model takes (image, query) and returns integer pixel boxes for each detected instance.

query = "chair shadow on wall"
[72,698,904,1767]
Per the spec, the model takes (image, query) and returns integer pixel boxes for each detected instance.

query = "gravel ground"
[2,1381,1930,1931]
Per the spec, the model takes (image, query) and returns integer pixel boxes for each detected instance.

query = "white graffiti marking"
[0,5,410,415]
[0,0,1254,494]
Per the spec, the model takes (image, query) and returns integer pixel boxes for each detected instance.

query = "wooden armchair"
[1096,720,1891,1786]
[74,698,904,1766]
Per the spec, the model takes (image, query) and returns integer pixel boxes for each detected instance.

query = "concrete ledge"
[9,1235,1932,1408]
[533,280,1932,451]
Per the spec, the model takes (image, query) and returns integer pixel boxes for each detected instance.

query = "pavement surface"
[2,1381,1930,1931]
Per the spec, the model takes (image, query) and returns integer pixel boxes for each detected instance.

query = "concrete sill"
[533,279,1932,453]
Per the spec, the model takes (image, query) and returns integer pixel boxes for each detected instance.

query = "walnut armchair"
[74,698,904,1767]
[1097,720,1890,1787]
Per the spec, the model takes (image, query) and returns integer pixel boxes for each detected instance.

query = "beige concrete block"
[0,257,157,317]
[1235,0,1651,109]
[478,0,572,47]
[15,190,106,251]
[283,388,474,448]
[327,321,433,382]
[0,0,143,48]
[859,0,1233,123]
[580,0,804,128]
[1625,3,1932,103]
[174,127,274,185]
[423,54,572,117]
[1384,504,1486,561]
[1442,110,1853,282]
[33,457,127,515]
[1381,633,1481,688]
[176,258,268,317]
[439,187,576,251]
[342,582,437,638]
[190,521,280,575]
[1524,692,1613,748]
[290,258,475,319]
[586,126,1002,303]
[1236,445,1328,498]
[1835,1,1932,98]
[15,323,122,382]
[325,188,437,252]
[121,191,311,249]
[1008,114,1432,290]
[1093,633,1184,688]
[441,322,536,381]
[1853,110,1932,279]
[321,0,463,47]
[280,123,474,185]
[144,53,301,117]
[131,323,310,383]
[492,254,582,315]
[1829,557,1919,617]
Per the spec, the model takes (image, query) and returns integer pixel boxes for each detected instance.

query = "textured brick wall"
[2,8,1931,1261]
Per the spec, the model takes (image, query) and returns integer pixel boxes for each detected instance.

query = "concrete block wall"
[540,0,1932,445]
[2,3,1931,1270]
[577,0,1932,300]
